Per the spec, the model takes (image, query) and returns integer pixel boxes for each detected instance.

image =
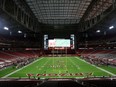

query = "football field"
[1,57,116,79]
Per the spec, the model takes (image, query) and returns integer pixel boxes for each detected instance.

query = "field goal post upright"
[65,47,68,71]
[52,47,55,57]
[57,48,58,57]
[52,46,55,70]
[65,47,67,57]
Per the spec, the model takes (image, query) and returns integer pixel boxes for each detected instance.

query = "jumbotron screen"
[48,39,70,47]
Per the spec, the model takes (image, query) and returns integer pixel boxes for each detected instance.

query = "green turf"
[0,66,17,77]
[0,57,115,78]
[99,65,116,74]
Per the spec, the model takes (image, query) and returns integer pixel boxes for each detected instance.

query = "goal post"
[51,47,68,57]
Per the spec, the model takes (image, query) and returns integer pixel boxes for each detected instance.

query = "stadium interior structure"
[0,0,116,87]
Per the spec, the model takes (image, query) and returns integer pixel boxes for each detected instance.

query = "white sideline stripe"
[75,57,115,76]
[2,58,43,78]
[69,58,80,69]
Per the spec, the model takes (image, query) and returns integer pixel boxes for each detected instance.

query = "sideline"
[75,57,115,76]
[2,57,43,78]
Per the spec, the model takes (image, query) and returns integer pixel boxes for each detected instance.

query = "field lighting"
[18,30,22,33]
[96,30,100,33]
[109,26,114,29]
[4,27,9,30]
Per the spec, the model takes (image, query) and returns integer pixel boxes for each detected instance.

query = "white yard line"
[69,58,80,69]
[75,57,115,76]
[2,58,43,78]
[39,59,50,71]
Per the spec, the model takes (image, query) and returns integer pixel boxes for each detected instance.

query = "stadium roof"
[25,0,91,25]
[0,0,115,36]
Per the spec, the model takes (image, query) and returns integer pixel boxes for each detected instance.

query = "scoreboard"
[48,39,70,47]
[44,34,75,50]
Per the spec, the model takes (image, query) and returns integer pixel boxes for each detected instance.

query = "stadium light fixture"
[24,33,26,38]
[18,30,22,33]
[4,27,9,30]
[96,30,100,33]
[109,26,114,29]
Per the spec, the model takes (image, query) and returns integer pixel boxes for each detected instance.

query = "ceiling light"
[109,26,114,29]
[96,30,100,33]
[4,27,9,30]
[24,33,26,38]
[18,30,22,33]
